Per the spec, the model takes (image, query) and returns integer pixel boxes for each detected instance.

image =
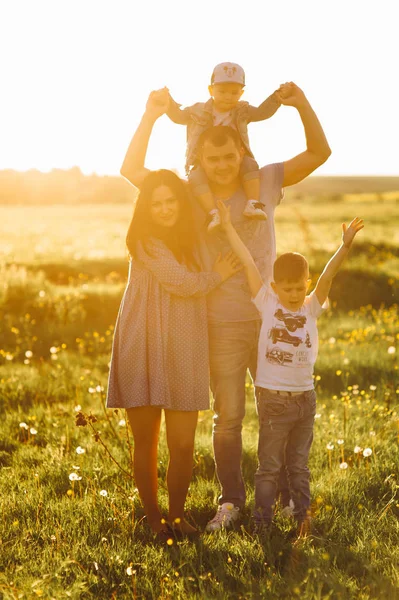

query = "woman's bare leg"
[126,406,165,533]
[164,409,198,533]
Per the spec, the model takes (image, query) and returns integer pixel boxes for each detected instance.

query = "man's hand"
[342,217,364,248]
[145,87,170,120]
[276,82,308,110]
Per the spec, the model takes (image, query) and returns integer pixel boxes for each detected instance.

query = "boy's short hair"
[197,126,243,154]
[273,252,309,283]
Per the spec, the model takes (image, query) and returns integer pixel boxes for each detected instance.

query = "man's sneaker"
[206,209,221,233]
[205,503,240,532]
[281,499,295,518]
[243,199,267,220]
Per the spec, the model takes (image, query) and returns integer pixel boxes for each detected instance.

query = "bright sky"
[1,0,398,176]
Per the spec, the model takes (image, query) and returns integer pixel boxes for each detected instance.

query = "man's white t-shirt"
[253,285,328,392]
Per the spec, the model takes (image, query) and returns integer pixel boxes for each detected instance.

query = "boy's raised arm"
[248,90,281,122]
[217,200,263,298]
[120,88,170,188]
[278,82,332,187]
[166,93,191,125]
[314,218,364,306]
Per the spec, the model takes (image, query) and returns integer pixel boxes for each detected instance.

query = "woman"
[107,168,239,537]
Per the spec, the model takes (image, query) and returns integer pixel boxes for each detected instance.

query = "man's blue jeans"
[254,388,316,525]
[209,320,261,508]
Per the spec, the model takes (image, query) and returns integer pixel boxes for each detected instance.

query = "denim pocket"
[305,389,317,413]
[257,390,288,418]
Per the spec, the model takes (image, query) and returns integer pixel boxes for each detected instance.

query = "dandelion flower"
[50,346,58,354]
[340,462,348,470]
[335,370,342,376]
[76,446,85,455]
[96,385,104,393]
[314,413,321,419]
[388,346,396,355]
[118,419,126,427]
[30,428,38,435]
[25,350,33,358]
[126,566,136,576]
[88,387,95,394]
[363,448,372,457]
[74,405,82,412]
[369,430,376,437]
[99,490,108,497]
[39,290,46,298]
[337,439,344,445]
[326,443,334,450]
[69,473,82,481]
[328,337,336,344]
[343,358,350,365]
[369,385,377,391]
[354,446,362,454]
[19,422,29,430]
[166,538,174,546]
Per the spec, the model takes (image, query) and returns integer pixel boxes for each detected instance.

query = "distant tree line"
[0,168,137,205]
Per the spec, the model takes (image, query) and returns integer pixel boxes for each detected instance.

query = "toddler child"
[217,198,363,534]
[166,62,281,232]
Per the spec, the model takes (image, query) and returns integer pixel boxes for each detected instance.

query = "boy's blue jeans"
[254,387,316,526]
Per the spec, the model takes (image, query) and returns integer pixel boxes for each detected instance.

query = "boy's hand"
[212,251,242,281]
[217,199,232,229]
[342,217,364,248]
[145,87,170,119]
[276,82,307,110]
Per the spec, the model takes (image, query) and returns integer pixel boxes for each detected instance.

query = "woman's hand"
[145,87,170,120]
[212,251,242,281]
[342,217,364,248]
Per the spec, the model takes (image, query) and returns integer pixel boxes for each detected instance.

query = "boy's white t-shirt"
[253,284,328,392]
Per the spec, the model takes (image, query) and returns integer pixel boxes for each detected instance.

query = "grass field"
[0,198,398,599]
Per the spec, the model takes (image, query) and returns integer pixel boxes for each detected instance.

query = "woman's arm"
[137,241,241,298]
[120,88,170,188]
[217,200,264,298]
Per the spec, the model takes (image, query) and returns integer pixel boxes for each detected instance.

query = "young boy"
[166,62,281,232]
[217,199,363,533]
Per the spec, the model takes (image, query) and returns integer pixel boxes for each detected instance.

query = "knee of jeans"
[286,464,310,477]
[255,466,280,482]
[213,413,243,434]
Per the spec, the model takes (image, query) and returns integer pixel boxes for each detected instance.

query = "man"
[120,82,331,531]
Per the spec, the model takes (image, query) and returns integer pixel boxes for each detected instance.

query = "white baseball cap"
[211,62,245,86]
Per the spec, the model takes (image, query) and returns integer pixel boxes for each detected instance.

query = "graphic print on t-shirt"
[266,307,312,367]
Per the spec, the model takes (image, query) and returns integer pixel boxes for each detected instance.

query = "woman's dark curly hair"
[126,169,199,267]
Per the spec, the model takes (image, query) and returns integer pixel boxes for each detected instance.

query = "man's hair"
[197,126,243,155]
[273,252,309,283]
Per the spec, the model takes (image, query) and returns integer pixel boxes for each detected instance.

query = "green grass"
[0,200,398,599]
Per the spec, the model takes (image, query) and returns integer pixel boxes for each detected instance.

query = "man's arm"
[277,82,332,188]
[247,90,281,122]
[314,217,364,306]
[120,88,170,188]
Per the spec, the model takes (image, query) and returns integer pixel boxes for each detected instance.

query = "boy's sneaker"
[206,209,221,233]
[243,199,267,220]
[205,503,240,532]
[281,499,295,518]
